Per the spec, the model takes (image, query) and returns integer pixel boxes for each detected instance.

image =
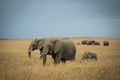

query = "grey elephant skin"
[103,41,109,46]
[82,52,97,61]
[28,38,76,65]
[81,40,88,45]
[81,40,100,46]
[94,41,100,45]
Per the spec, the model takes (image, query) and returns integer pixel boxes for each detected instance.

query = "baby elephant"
[82,52,97,61]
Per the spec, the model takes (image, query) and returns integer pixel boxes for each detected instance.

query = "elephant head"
[28,38,46,58]
[39,41,54,65]
[39,39,64,65]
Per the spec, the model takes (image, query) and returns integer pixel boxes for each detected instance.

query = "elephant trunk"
[40,52,47,57]
[28,50,31,58]
[43,54,47,65]
[40,52,47,65]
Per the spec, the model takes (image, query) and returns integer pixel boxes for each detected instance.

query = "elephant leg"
[52,54,55,60]
[54,52,62,64]
[61,58,66,63]
[51,54,56,64]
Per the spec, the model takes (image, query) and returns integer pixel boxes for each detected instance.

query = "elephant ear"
[54,40,64,53]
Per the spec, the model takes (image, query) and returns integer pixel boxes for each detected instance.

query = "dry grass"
[0,37,120,80]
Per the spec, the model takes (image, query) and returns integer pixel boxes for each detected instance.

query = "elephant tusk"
[40,52,47,57]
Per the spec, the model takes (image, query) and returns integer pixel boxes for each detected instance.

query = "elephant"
[82,52,97,61]
[81,40,88,45]
[86,40,93,45]
[81,40,95,45]
[28,38,76,65]
[94,41,100,45]
[91,40,95,44]
[103,41,109,46]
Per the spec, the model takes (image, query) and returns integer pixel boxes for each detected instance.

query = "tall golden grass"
[0,37,120,80]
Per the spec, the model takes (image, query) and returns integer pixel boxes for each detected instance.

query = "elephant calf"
[82,52,97,61]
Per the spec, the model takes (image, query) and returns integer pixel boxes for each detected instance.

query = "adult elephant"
[94,41,100,45]
[103,41,109,46]
[81,40,87,45]
[28,38,76,65]
[86,40,93,45]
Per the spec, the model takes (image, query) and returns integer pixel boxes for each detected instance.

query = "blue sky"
[0,0,120,38]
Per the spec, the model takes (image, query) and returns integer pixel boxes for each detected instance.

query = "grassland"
[0,37,120,80]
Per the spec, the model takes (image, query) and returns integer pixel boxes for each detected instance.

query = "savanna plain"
[0,37,120,80]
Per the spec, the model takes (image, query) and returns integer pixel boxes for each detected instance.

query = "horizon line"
[0,36,120,40]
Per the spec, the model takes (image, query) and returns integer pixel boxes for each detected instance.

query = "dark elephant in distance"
[94,41,100,45]
[28,38,76,65]
[86,40,93,45]
[82,52,97,61]
[103,41,109,46]
[81,40,87,45]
